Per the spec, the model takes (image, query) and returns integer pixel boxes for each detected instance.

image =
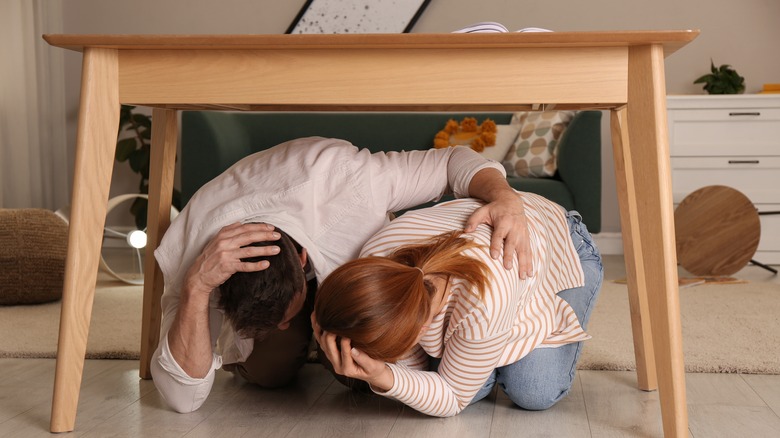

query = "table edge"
[43,30,699,56]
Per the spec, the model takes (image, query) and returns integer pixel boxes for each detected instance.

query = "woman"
[313,193,602,417]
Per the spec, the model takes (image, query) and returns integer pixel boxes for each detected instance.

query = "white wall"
[59,0,780,233]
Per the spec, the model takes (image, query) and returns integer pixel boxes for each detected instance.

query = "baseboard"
[592,232,623,255]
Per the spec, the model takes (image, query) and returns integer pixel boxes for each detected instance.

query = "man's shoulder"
[252,137,370,168]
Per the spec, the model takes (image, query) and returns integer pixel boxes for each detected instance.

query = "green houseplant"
[694,60,745,94]
[115,105,182,229]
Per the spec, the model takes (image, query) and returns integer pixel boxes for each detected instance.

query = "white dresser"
[667,94,780,265]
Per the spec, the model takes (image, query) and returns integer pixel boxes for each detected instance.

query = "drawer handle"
[728,112,761,116]
[728,160,760,164]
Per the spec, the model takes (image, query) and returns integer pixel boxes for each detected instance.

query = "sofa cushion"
[484,123,522,162]
[503,111,576,178]
[506,177,575,211]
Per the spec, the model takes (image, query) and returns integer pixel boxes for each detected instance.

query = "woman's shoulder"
[359,203,469,257]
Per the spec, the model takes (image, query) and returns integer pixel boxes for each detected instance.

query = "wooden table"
[45,31,698,436]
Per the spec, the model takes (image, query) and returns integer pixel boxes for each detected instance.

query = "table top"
[44,30,699,56]
[44,30,699,111]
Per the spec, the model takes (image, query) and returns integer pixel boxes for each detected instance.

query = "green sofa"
[180,111,602,232]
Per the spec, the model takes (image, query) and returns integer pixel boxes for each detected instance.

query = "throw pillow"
[502,111,575,178]
[480,123,521,162]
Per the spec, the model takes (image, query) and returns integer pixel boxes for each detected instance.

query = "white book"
[453,22,553,34]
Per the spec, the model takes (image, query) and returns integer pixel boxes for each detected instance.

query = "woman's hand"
[183,222,281,297]
[312,313,394,392]
[465,192,533,279]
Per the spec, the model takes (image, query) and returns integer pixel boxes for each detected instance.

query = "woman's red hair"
[315,231,489,362]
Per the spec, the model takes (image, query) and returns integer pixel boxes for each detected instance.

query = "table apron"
[117,47,628,108]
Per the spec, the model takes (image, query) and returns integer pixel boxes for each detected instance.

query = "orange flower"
[481,118,497,133]
[433,130,451,148]
[460,117,478,132]
[443,119,460,134]
[480,131,496,146]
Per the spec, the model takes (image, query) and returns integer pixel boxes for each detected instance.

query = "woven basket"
[0,209,68,305]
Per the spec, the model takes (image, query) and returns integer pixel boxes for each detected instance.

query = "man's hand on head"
[464,192,534,279]
[183,222,281,296]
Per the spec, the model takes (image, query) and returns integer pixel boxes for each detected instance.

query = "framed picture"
[286,0,432,34]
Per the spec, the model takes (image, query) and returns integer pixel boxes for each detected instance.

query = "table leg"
[140,108,179,379]
[50,48,119,433]
[625,45,689,437]
[610,107,658,391]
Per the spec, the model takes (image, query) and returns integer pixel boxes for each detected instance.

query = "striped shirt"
[360,194,588,417]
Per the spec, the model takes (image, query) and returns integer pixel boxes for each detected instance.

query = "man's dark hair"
[218,227,306,338]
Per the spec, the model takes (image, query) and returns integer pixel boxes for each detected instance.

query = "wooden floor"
[1,256,779,437]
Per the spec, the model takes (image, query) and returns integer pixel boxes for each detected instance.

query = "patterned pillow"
[502,111,575,178]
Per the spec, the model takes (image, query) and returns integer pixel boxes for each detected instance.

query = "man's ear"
[299,248,308,268]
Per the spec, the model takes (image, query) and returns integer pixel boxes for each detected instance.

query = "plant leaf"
[115,138,137,162]
[130,197,148,230]
[137,145,150,180]
[695,60,745,94]
[128,150,145,172]
[132,113,152,129]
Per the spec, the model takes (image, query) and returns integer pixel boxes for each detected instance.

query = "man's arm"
[152,223,280,413]
[166,222,281,377]
[464,168,533,278]
[370,146,533,277]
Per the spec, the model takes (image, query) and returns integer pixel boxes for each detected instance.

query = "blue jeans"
[462,211,603,409]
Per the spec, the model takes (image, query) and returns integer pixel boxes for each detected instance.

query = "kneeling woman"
[313,193,602,417]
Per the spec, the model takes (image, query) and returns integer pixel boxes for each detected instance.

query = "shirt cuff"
[157,330,223,385]
[448,147,507,198]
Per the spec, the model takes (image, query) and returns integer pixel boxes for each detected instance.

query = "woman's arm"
[382,332,509,417]
[319,328,509,417]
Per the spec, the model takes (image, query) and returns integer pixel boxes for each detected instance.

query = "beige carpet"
[1,276,778,374]
[0,274,141,359]
[579,279,780,374]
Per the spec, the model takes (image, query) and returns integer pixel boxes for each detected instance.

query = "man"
[150,136,533,413]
